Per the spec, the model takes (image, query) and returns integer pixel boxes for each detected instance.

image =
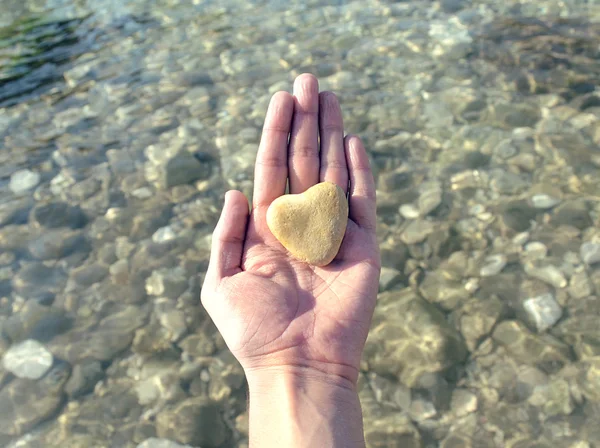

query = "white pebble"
[153,226,177,243]
[399,204,420,219]
[132,187,153,199]
[2,339,54,379]
[524,242,548,260]
[9,169,41,194]
[529,194,560,209]
[480,254,507,277]
[523,293,563,332]
[581,242,600,265]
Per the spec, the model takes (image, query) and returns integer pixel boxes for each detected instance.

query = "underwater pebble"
[480,254,507,277]
[580,242,600,265]
[2,339,54,379]
[399,204,421,219]
[529,194,561,209]
[523,292,563,332]
[9,169,41,194]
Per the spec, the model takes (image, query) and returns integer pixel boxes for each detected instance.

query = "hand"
[201,74,380,389]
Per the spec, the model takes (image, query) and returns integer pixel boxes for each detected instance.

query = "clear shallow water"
[1,0,600,447]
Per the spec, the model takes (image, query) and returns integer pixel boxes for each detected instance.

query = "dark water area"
[0,1,600,447]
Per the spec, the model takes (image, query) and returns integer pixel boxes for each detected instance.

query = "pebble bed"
[1,0,600,447]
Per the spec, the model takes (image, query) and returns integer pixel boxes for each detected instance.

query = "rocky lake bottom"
[1,0,600,446]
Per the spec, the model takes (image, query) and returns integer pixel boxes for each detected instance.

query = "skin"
[201,73,381,447]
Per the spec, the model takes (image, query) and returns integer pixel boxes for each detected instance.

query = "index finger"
[252,91,294,210]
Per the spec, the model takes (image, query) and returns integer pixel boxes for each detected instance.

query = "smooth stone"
[524,262,567,288]
[153,226,177,243]
[30,202,86,229]
[399,204,420,219]
[480,254,507,277]
[0,360,71,437]
[401,219,435,245]
[379,267,402,292]
[523,241,548,260]
[418,186,442,216]
[523,292,563,332]
[137,439,193,448]
[2,339,54,379]
[267,182,348,266]
[529,193,560,209]
[10,169,41,194]
[581,242,600,265]
[64,360,104,398]
[155,397,226,447]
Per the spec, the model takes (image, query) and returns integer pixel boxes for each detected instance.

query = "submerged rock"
[0,360,70,436]
[9,169,41,195]
[155,397,226,447]
[2,339,54,379]
[364,289,467,387]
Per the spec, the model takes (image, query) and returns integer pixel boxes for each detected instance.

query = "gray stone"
[137,438,193,448]
[2,339,53,379]
[501,200,537,232]
[552,202,592,230]
[401,219,436,245]
[418,186,442,216]
[9,169,41,195]
[70,263,109,288]
[64,360,104,398]
[364,289,467,387]
[523,292,563,332]
[480,254,507,277]
[146,267,188,299]
[30,202,86,229]
[153,226,177,243]
[530,193,561,209]
[581,242,600,265]
[363,413,422,448]
[451,389,478,417]
[524,262,567,288]
[156,397,226,447]
[146,150,210,190]
[568,271,593,299]
[399,204,420,220]
[378,170,413,192]
[366,372,411,411]
[528,379,573,417]
[379,267,403,292]
[28,230,87,260]
[2,301,71,343]
[0,360,70,437]
[463,151,490,169]
[492,320,571,371]
[178,334,216,358]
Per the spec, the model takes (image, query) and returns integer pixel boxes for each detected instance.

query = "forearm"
[246,366,366,448]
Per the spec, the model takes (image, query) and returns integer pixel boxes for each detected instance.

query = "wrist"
[245,361,359,392]
[245,365,365,448]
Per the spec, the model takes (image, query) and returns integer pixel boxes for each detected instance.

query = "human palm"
[202,74,380,385]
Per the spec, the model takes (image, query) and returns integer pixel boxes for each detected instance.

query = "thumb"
[204,190,249,286]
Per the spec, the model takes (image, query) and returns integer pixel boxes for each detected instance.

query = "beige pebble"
[266,182,348,266]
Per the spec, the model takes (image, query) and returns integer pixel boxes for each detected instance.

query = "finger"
[318,91,347,193]
[206,190,249,282]
[288,73,320,194]
[345,135,376,232]
[253,91,294,210]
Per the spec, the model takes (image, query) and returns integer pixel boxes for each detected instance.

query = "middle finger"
[288,73,320,194]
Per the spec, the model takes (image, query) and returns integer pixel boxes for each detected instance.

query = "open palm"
[201,74,380,385]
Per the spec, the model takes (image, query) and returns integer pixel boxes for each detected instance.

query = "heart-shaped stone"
[267,182,348,266]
